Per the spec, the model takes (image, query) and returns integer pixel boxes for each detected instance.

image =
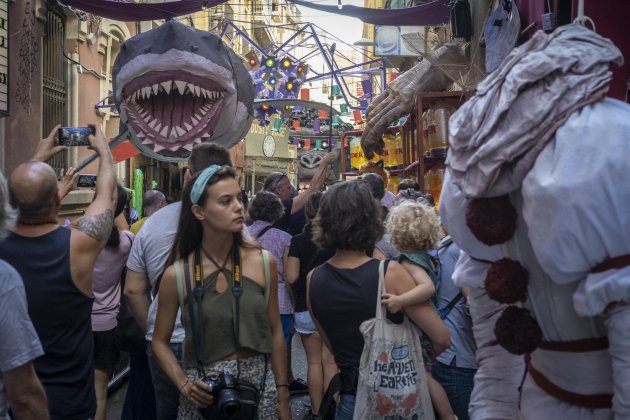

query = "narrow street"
[107,334,311,419]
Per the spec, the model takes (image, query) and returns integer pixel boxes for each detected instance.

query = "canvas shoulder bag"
[353,260,434,420]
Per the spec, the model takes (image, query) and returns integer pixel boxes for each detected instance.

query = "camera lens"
[222,399,240,418]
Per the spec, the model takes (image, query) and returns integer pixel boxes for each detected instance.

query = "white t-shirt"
[126,202,185,343]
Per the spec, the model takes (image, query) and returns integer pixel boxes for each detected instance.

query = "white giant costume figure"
[440,24,630,419]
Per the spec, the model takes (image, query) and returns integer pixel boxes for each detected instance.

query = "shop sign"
[246,122,290,158]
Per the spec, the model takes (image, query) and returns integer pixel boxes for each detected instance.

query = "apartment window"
[42,2,67,173]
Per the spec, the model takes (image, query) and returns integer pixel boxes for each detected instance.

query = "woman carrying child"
[385,200,458,420]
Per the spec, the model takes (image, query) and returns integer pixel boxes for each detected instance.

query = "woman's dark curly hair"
[312,180,384,254]
[247,191,284,223]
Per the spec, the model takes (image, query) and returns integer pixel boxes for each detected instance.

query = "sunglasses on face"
[273,172,287,190]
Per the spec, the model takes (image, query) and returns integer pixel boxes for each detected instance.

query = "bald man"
[130,189,167,235]
[0,124,116,420]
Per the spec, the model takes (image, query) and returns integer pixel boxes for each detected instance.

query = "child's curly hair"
[386,201,443,252]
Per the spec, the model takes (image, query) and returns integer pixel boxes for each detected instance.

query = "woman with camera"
[152,165,291,419]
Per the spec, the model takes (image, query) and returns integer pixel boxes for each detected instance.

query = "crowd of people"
[0,124,476,420]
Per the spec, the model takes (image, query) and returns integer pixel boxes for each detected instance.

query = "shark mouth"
[121,71,226,155]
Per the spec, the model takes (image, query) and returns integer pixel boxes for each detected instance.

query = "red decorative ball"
[465,195,517,245]
[485,258,529,304]
[494,306,542,355]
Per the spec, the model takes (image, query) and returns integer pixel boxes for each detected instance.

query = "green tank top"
[181,268,273,367]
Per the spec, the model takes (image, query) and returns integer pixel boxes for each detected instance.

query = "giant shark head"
[113,20,254,161]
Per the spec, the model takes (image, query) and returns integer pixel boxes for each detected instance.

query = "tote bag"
[353,261,434,420]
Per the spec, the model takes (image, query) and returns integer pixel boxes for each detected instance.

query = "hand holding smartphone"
[58,126,96,146]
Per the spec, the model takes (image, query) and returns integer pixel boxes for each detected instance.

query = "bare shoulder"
[74,208,114,243]
[242,246,267,266]
[385,260,414,292]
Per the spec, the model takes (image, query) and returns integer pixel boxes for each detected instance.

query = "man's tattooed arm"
[75,209,114,243]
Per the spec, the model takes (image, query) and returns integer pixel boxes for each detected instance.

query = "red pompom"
[494,306,542,355]
[465,195,517,245]
[485,258,529,304]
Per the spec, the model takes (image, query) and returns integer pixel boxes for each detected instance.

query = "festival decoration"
[112,20,254,161]
[361,43,467,159]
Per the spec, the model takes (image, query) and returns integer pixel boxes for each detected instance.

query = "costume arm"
[604,303,630,417]
[454,254,523,420]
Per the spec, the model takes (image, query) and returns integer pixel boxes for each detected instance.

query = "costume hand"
[58,167,79,200]
[382,293,404,313]
[32,124,67,162]
[183,378,214,408]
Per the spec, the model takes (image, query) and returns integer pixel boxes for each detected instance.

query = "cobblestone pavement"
[107,334,312,419]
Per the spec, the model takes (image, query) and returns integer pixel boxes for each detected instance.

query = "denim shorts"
[294,310,317,335]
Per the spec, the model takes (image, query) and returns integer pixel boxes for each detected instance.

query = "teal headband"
[190,165,221,204]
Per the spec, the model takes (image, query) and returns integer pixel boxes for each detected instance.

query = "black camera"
[200,371,241,418]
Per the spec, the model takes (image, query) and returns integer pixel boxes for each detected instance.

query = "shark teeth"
[174,80,186,95]
[125,82,225,103]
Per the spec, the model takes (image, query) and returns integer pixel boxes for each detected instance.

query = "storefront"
[243,121,297,195]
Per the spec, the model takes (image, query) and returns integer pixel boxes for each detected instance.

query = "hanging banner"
[286,0,449,26]
[59,0,212,21]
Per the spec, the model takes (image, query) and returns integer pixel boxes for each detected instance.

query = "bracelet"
[276,384,289,389]
[179,379,191,393]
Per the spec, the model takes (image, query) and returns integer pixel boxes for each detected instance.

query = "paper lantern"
[292,119,301,131]
[300,88,310,100]
[329,85,342,100]
[318,109,328,119]
[304,139,311,149]
[361,80,373,96]
[340,104,349,115]
[272,118,282,132]
[312,119,321,134]
[353,109,364,124]
[332,115,341,127]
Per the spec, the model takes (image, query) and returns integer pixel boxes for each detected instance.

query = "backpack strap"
[262,249,271,304]
[173,260,186,313]
[438,291,464,320]
[256,225,274,240]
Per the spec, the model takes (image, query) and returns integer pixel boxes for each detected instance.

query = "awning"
[111,140,141,163]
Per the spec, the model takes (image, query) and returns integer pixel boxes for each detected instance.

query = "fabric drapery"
[60,0,449,26]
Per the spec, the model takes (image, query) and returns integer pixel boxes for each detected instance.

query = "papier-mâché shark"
[113,20,254,161]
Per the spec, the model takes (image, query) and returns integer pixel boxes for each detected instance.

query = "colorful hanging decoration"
[132,168,144,217]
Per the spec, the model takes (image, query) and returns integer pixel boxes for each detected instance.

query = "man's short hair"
[188,143,232,175]
[361,173,385,200]
[263,172,286,192]
[143,189,166,209]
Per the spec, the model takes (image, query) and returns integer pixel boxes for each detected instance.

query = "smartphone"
[75,174,97,189]
[58,126,95,146]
